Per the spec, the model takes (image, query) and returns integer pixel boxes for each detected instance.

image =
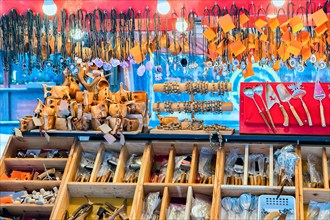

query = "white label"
[84,113,92,120]
[61,109,70,116]
[86,72,94,79]
[15,128,23,137]
[44,132,50,142]
[99,123,112,134]
[104,133,116,144]
[32,117,42,127]
[120,133,125,145]
[59,100,69,111]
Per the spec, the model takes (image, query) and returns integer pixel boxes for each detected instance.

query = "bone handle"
[320,101,326,127]
[290,105,303,126]
[301,99,313,126]
[279,105,289,127]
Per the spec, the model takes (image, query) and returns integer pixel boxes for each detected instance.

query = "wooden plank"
[159,187,170,220]
[184,186,193,220]
[140,143,152,183]
[4,158,67,170]
[211,149,223,220]
[0,204,53,215]
[129,184,144,220]
[221,185,296,197]
[269,144,274,186]
[67,182,136,198]
[189,145,198,184]
[89,143,104,182]
[322,147,329,189]
[0,180,61,191]
[30,129,141,135]
[243,144,249,185]
[114,145,128,183]
[302,188,330,203]
[50,184,71,220]
[165,145,176,183]
[296,146,304,220]
[150,129,234,135]
[67,144,83,182]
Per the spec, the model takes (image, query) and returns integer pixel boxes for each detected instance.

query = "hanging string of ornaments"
[0,1,329,78]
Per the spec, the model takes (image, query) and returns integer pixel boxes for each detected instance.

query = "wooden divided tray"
[0,137,329,219]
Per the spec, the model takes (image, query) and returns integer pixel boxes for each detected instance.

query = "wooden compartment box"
[299,145,330,220]
[51,140,147,219]
[0,136,75,218]
[218,143,302,220]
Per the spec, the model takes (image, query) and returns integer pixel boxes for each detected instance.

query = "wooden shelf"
[4,158,68,170]
[67,182,137,198]
[0,180,61,191]
[0,204,53,215]
[221,185,296,197]
[302,188,330,203]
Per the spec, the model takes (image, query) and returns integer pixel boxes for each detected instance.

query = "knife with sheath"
[266,84,289,127]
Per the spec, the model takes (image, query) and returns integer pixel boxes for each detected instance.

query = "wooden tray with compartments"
[0,136,75,217]
[0,137,329,219]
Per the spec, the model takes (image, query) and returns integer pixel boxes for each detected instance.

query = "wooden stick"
[211,175,215,185]
[249,176,254,185]
[180,173,186,183]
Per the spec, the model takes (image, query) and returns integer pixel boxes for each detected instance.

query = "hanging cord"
[287,1,295,19]
[35,13,43,71]
[53,15,58,54]
[154,12,161,66]
[44,14,50,61]
[119,11,127,60]
[203,8,210,62]
[10,9,19,64]
[188,10,197,67]
[69,13,76,59]
[94,8,103,58]
[110,8,117,59]
[26,9,34,72]
[61,9,67,59]
[137,10,143,61]
[127,8,135,49]
[212,2,221,44]
[143,6,151,60]
[1,14,10,71]
[230,3,238,39]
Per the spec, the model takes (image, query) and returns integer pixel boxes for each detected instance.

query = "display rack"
[151,82,234,135]
[1,136,329,219]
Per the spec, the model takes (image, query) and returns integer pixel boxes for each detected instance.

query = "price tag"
[59,100,69,111]
[120,133,125,145]
[99,123,112,134]
[84,113,92,120]
[104,133,116,144]
[61,109,70,116]
[86,72,94,79]
[14,128,23,138]
[32,117,42,127]
[44,132,50,142]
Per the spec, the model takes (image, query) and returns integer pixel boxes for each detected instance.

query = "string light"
[42,0,57,16]
[272,0,286,7]
[157,0,171,15]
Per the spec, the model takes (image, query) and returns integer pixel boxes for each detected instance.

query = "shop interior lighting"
[272,0,286,7]
[42,0,57,16]
[157,0,171,15]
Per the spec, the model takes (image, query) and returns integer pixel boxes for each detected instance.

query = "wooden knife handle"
[301,100,313,126]
[320,102,326,127]
[266,110,276,132]
[290,105,303,126]
[279,105,289,127]
[259,111,271,130]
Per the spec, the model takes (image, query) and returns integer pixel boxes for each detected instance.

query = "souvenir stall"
[0,0,329,219]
